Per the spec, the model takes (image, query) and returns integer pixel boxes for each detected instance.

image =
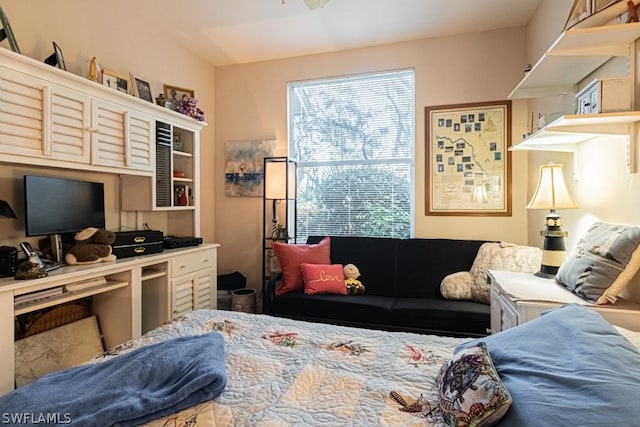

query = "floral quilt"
[96,309,466,426]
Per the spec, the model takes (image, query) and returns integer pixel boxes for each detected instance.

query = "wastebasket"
[231,288,256,313]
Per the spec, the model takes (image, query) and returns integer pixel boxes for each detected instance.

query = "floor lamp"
[527,163,579,278]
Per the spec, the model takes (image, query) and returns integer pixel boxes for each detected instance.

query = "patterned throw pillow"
[300,263,347,295]
[556,222,640,303]
[437,342,511,427]
[272,237,331,296]
[469,242,542,304]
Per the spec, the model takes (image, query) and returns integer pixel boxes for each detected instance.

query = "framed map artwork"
[425,100,512,216]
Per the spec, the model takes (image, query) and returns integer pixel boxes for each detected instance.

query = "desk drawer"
[171,249,215,277]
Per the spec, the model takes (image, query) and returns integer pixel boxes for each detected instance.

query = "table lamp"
[0,200,16,219]
[527,163,579,277]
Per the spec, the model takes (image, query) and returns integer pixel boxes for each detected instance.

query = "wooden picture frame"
[425,100,512,216]
[0,5,20,53]
[129,73,153,102]
[102,69,130,94]
[44,41,66,71]
[163,84,194,110]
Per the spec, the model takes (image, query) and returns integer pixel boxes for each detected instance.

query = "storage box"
[576,77,631,114]
[112,230,164,259]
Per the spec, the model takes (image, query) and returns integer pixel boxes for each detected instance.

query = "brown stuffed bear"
[65,227,117,265]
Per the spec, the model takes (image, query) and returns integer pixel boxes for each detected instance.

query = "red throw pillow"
[300,263,347,295]
[272,237,331,296]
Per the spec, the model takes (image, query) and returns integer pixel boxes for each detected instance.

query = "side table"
[488,270,640,333]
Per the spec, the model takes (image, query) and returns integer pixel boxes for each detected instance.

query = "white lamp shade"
[527,163,579,210]
[265,160,296,199]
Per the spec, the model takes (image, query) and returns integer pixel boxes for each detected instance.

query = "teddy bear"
[177,95,206,121]
[343,263,366,295]
[65,227,117,265]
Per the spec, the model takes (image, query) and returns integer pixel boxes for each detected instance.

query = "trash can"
[231,288,256,313]
[218,271,247,311]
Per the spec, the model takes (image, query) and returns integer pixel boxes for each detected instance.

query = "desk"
[0,244,218,395]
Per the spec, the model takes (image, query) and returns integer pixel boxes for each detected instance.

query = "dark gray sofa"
[263,236,491,337]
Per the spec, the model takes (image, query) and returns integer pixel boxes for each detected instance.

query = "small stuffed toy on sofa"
[65,227,117,265]
[344,263,366,295]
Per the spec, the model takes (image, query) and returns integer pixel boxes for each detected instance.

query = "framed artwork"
[130,73,153,102]
[163,84,194,110]
[0,5,20,53]
[224,140,276,197]
[425,100,512,216]
[44,41,66,70]
[102,69,130,94]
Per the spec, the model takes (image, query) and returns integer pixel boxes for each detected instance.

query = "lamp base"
[537,211,568,279]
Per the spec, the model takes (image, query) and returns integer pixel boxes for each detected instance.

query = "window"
[288,69,415,242]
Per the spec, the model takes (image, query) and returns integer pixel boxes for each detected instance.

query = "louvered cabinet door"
[0,69,47,158]
[91,99,154,172]
[48,85,91,163]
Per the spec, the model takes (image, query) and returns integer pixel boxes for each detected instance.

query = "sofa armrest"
[263,273,282,314]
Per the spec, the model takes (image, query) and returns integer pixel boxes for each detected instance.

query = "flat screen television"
[24,175,106,262]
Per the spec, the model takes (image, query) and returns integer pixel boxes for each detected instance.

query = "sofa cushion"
[397,239,487,299]
[469,242,542,304]
[440,271,473,300]
[307,236,400,297]
[390,297,490,336]
[272,237,331,296]
[272,292,395,325]
[300,263,347,295]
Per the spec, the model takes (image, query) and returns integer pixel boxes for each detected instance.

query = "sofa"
[263,236,492,337]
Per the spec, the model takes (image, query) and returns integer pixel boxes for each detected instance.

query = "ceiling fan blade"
[303,0,330,9]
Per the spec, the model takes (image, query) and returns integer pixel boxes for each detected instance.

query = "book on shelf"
[64,276,108,292]
[14,287,64,305]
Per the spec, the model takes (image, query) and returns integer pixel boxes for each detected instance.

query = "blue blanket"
[0,332,226,426]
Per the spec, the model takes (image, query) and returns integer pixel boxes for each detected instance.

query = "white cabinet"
[170,247,217,317]
[0,48,176,175]
[488,270,640,333]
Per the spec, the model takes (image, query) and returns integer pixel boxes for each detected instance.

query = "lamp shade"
[527,163,579,210]
[0,200,16,218]
[265,158,296,200]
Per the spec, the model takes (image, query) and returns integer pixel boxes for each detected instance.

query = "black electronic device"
[163,236,203,249]
[24,175,105,263]
[19,241,43,267]
[0,246,18,278]
[112,230,164,259]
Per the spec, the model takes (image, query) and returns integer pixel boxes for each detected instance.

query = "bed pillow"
[556,221,640,303]
[457,304,640,426]
[300,263,347,295]
[437,341,511,427]
[272,237,331,296]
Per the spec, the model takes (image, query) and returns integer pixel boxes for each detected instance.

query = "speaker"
[0,246,18,278]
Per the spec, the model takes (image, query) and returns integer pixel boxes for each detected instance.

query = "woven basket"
[23,304,90,337]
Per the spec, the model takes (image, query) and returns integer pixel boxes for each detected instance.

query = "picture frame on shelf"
[129,73,153,102]
[0,5,20,53]
[44,41,66,70]
[163,84,194,110]
[102,69,130,94]
[425,100,512,217]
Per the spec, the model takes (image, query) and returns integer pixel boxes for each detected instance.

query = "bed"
[2,303,640,426]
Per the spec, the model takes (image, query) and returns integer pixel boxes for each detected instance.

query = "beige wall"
[215,28,531,289]
[0,1,217,247]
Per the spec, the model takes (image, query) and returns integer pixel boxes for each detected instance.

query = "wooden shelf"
[14,280,129,315]
[511,112,640,152]
[510,23,640,99]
